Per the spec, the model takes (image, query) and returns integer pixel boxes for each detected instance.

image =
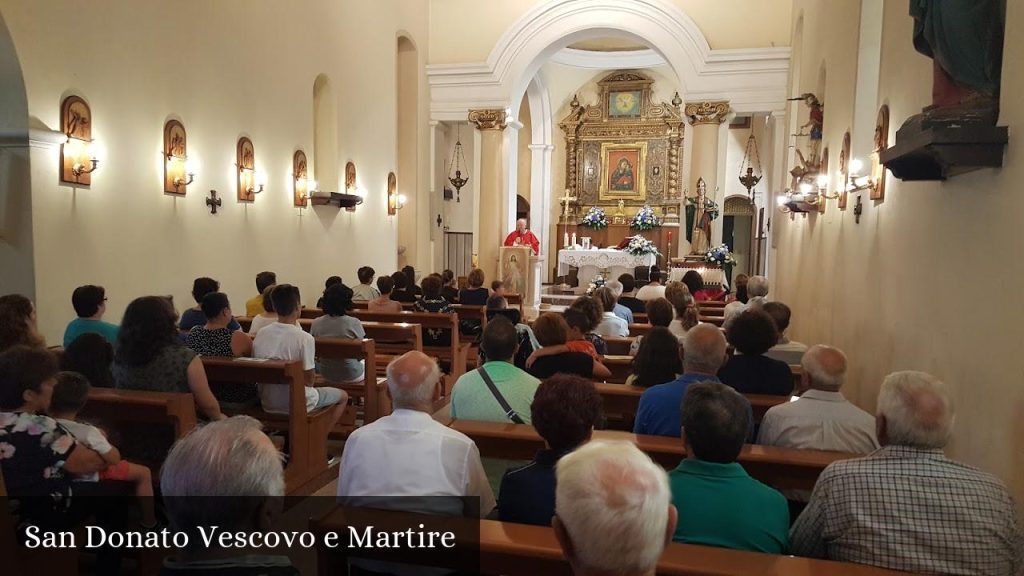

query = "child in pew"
[561,308,602,361]
[49,371,158,528]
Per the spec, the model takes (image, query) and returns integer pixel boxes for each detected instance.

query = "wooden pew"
[699,315,725,327]
[313,337,383,425]
[361,321,423,359]
[201,357,335,495]
[628,323,652,337]
[78,388,198,468]
[311,509,908,576]
[594,383,787,428]
[603,336,635,356]
[602,355,634,384]
[451,420,854,491]
[634,312,649,324]
[351,310,470,383]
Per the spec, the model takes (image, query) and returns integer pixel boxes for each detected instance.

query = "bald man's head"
[877,371,953,449]
[681,324,728,375]
[801,345,848,391]
[386,351,441,411]
[516,218,528,232]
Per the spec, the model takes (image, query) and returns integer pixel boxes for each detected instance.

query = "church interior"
[1,1,1022,574]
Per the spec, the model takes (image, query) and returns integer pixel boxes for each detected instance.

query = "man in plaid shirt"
[790,371,1023,575]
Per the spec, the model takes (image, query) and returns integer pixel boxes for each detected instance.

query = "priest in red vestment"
[503,218,539,255]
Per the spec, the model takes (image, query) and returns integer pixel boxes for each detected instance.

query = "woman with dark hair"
[179,277,241,332]
[311,284,366,383]
[414,276,455,347]
[728,273,750,304]
[389,271,417,303]
[402,265,423,297]
[629,297,676,356]
[62,332,114,388]
[616,273,645,314]
[113,296,224,420]
[184,292,252,358]
[0,346,126,572]
[665,281,700,341]
[497,374,603,525]
[682,269,725,301]
[316,275,343,308]
[0,294,45,352]
[441,269,459,303]
[718,308,793,396]
[527,313,611,380]
[568,296,608,356]
[627,327,682,388]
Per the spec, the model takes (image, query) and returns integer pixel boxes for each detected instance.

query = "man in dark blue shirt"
[497,374,603,526]
[634,324,751,437]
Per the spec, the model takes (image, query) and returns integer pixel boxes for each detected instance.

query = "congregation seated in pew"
[338,351,495,516]
[458,267,490,306]
[562,308,603,361]
[351,266,379,302]
[179,277,242,333]
[388,270,418,303]
[62,331,114,388]
[554,440,676,576]
[763,301,808,365]
[665,281,699,341]
[253,284,346,423]
[615,273,646,314]
[309,283,366,384]
[718,308,794,396]
[314,275,342,309]
[627,296,674,356]
[184,291,258,407]
[113,295,224,421]
[790,371,1023,574]
[497,374,603,526]
[627,326,681,388]
[527,313,611,380]
[568,296,608,355]
[604,279,634,324]
[485,294,538,370]
[451,317,539,424]
[247,284,280,336]
[368,274,403,312]
[671,382,789,553]
[245,270,277,317]
[413,275,455,347]
[440,269,460,303]
[64,284,120,348]
[635,267,666,301]
[593,286,629,338]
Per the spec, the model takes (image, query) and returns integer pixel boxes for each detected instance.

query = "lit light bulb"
[776,195,788,206]
[397,193,408,206]
[308,179,318,192]
[799,182,813,195]
[816,174,829,188]
[849,158,864,175]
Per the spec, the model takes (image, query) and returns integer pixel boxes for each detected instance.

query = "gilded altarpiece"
[559,71,684,256]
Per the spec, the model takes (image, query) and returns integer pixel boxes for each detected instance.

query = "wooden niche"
[60,95,95,185]
[293,150,308,207]
[838,131,851,210]
[163,119,191,194]
[387,171,398,215]
[237,137,256,202]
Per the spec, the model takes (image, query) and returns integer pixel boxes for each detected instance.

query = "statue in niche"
[909,0,1005,123]
[610,158,635,191]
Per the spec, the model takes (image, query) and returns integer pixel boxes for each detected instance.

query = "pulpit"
[499,246,543,314]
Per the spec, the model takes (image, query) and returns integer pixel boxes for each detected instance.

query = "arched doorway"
[516,194,530,225]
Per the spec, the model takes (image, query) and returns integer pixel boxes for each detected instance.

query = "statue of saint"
[689,179,710,255]
[910,0,1005,119]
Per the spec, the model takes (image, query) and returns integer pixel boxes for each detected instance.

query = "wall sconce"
[777,172,838,214]
[237,137,262,201]
[845,158,878,195]
[396,193,408,210]
[344,161,358,212]
[293,150,310,207]
[60,95,100,185]
[163,119,196,194]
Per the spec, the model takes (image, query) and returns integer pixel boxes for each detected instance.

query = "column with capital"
[684,101,730,253]
[468,108,507,283]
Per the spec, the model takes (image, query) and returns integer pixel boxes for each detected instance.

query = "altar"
[557,248,656,288]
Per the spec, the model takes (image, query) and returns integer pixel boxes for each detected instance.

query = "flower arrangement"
[704,244,737,266]
[685,196,721,222]
[579,206,609,229]
[625,236,660,257]
[585,274,606,297]
[630,205,661,230]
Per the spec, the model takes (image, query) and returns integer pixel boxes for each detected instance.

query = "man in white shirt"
[338,350,496,517]
[758,345,878,454]
[351,266,380,301]
[635,268,666,301]
[762,302,808,365]
[593,287,629,337]
[253,284,346,422]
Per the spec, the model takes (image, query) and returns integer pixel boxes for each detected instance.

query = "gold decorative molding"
[684,101,730,125]
[468,109,507,131]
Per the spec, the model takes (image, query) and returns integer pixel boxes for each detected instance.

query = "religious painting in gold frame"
[870,105,889,201]
[237,137,255,202]
[598,141,647,201]
[60,95,93,185]
[163,119,188,195]
[344,161,357,212]
[838,131,851,210]
[387,172,398,215]
[293,150,308,207]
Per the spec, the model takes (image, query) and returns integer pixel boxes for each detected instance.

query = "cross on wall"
[207,190,222,214]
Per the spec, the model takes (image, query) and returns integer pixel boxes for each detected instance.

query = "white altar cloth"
[557,248,657,287]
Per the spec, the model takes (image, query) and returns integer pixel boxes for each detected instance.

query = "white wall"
[0,0,430,342]
[773,0,1024,505]
[0,9,33,299]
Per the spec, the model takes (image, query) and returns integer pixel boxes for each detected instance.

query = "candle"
[571,232,577,247]
[563,232,570,247]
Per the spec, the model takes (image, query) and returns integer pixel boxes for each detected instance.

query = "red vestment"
[503,230,539,255]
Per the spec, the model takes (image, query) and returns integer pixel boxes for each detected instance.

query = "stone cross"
[206,189,222,214]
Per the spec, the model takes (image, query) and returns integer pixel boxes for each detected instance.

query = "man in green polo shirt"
[451,317,539,423]
[670,381,789,553]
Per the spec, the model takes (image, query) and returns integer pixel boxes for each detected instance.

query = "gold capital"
[468,109,508,131]
[684,101,730,125]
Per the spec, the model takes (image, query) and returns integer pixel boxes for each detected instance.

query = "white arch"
[427,0,790,119]
[525,75,554,260]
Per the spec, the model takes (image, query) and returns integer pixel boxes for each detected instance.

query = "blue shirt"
[63,318,119,348]
[497,448,568,526]
[613,303,634,324]
[634,373,752,439]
